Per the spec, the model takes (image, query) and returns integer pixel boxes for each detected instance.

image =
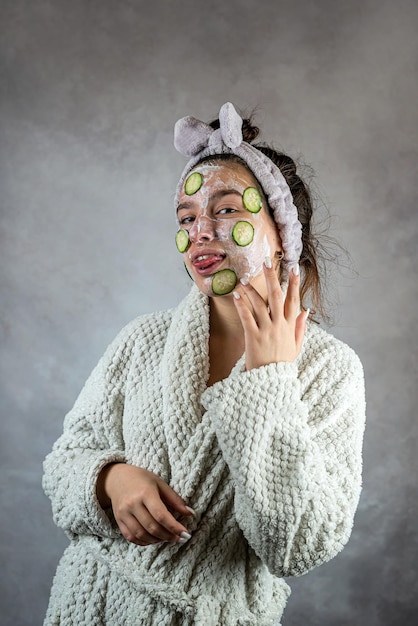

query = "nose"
[189,215,217,243]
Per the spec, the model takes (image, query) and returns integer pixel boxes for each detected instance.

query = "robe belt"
[84,538,222,625]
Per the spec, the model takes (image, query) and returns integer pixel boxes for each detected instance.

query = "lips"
[191,251,226,275]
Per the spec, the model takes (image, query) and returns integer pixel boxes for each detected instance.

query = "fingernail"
[185,506,196,515]
[232,291,240,300]
[180,531,191,540]
[240,277,249,286]
[292,263,300,276]
[305,307,310,320]
[264,256,272,269]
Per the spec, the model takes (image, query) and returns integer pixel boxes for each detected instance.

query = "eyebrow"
[176,189,243,213]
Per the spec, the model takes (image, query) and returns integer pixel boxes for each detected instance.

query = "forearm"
[201,356,365,576]
[43,443,126,537]
[42,328,132,537]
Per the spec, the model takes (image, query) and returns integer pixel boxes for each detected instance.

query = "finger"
[135,504,182,542]
[295,308,309,352]
[118,516,161,546]
[232,289,259,334]
[283,265,301,320]
[237,277,270,327]
[145,490,190,537]
[157,478,195,517]
[263,261,284,321]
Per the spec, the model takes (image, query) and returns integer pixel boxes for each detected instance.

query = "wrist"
[96,462,124,509]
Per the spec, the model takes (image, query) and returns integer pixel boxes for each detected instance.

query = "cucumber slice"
[242,187,262,213]
[212,269,237,295]
[232,220,254,246]
[184,172,203,195]
[175,229,190,253]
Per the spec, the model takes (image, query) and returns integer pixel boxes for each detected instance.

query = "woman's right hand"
[97,463,194,546]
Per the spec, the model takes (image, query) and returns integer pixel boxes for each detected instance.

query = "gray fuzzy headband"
[174,102,303,270]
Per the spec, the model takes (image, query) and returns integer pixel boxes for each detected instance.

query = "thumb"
[157,478,194,516]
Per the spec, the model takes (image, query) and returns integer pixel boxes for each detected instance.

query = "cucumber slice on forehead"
[175,229,190,253]
[184,172,203,195]
[212,269,237,295]
[242,187,262,213]
[232,221,254,246]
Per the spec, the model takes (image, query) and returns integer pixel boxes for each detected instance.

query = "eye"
[217,207,237,216]
[179,215,195,225]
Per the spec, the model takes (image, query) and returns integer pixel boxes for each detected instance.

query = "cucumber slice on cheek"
[175,229,190,253]
[211,269,237,295]
[232,220,254,246]
[242,187,262,213]
[184,172,203,195]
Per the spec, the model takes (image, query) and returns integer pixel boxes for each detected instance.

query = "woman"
[43,103,366,625]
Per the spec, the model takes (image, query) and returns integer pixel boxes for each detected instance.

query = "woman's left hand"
[233,261,309,371]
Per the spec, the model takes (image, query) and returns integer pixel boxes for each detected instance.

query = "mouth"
[192,253,226,275]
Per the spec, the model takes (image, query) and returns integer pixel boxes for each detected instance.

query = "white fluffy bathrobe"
[43,285,366,626]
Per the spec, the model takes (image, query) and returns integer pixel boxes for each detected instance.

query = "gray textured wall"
[1,1,417,624]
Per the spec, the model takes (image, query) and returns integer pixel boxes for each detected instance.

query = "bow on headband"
[174,102,244,155]
[174,103,303,270]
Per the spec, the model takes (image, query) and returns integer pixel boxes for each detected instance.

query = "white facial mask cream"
[177,164,278,296]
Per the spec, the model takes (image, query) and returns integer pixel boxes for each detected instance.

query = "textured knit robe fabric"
[43,285,366,626]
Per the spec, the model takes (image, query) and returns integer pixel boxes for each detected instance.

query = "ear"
[274,250,284,272]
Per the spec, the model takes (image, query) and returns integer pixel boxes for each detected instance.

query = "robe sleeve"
[42,321,141,539]
[200,336,366,578]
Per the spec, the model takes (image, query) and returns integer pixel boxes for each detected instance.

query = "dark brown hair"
[200,115,332,322]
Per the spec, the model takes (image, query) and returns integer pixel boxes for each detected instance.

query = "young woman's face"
[176,161,281,298]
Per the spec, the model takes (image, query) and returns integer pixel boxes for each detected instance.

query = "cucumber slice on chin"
[184,172,203,195]
[175,229,190,253]
[211,269,237,295]
[232,221,254,246]
[242,187,262,213]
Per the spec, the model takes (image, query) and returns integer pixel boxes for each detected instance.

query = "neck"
[209,294,244,339]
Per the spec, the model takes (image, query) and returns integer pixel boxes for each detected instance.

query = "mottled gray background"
[1,0,417,624]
